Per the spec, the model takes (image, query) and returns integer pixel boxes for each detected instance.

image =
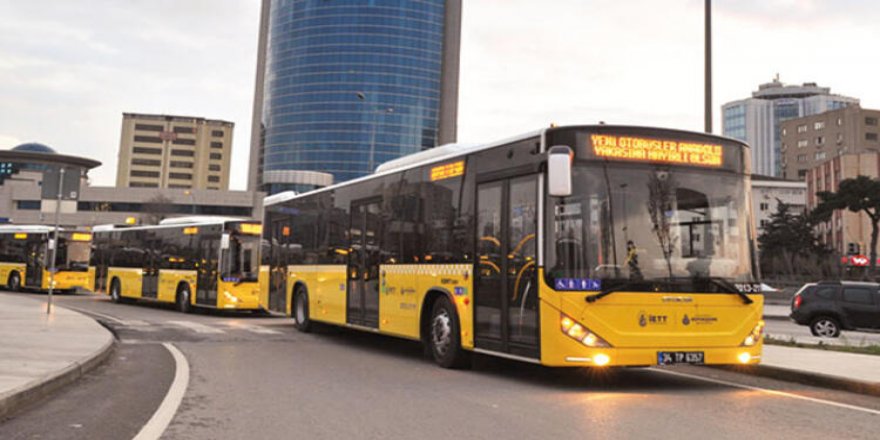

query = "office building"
[248,0,462,194]
[805,152,880,260]
[780,105,880,180]
[116,113,234,190]
[722,77,858,177]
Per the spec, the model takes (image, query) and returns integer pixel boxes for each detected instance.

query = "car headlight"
[560,314,611,347]
[741,320,765,346]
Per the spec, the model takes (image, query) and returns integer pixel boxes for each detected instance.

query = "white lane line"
[167,320,226,334]
[222,322,282,335]
[65,307,126,325]
[133,342,190,440]
[653,368,880,416]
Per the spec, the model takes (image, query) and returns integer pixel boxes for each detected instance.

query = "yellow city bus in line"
[261,125,765,368]
[91,217,263,313]
[0,225,94,292]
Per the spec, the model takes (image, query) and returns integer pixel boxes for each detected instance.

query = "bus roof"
[0,225,62,234]
[93,217,254,233]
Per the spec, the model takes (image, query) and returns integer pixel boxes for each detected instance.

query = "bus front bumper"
[543,345,763,368]
[217,281,262,310]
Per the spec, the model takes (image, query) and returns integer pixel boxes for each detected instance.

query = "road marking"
[167,320,226,334]
[133,343,190,440]
[653,368,880,416]
[65,307,126,325]
[222,321,282,335]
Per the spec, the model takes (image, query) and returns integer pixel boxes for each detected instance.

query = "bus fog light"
[737,352,751,364]
[593,353,610,366]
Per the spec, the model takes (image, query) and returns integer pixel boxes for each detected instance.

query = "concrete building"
[751,175,807,235]
[2,143,262,227]
[780,105,880,180]
[116,113,233,190]
[248,0,462,194]
[805,152,880,258]
[722,77,858,177]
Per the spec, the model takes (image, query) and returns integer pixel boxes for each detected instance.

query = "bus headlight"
[560,314,611,347]
[741,320,765,346]
[223,291,240,304]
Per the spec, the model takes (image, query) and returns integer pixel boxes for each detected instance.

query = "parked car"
[790,281,880,337]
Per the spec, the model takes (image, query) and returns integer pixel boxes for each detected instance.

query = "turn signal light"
[560,314,611,347]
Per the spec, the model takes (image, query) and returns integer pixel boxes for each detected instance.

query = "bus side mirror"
[220,234,230,250]
[548,145,573,197]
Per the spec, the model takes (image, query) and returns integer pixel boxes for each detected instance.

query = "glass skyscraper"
[248,0,461,194]
[721,78,857,177]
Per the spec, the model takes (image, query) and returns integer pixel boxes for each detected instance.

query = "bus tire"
[292,286,311,333]
[429,296,470,369]
[110,279,122,303]
[176,284,193,314]
[7,271,21,292]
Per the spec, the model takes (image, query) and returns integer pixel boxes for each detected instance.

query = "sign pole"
[47,167,64,314]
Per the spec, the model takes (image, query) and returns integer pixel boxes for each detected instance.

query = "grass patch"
[764,335,880,356]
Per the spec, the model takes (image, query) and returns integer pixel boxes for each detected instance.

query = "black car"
[790,281,880,337]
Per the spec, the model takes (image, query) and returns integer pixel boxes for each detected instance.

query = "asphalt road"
[765,315,880,346]
[2,291,879,439]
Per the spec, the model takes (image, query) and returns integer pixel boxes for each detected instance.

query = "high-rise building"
[780,105,880,180]
[721,77,857,177]
[116,113,233,190]
[248,0,462,194]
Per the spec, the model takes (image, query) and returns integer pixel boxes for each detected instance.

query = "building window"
[797,139,808,148]
[131,158,161,166]
[169,184,191,189]
[797,124,807,133]
[760,219,769,228]
[815,151,827,160]
[171,149,195,157]
[816,136,824,145]
[210,153,222,160]
[135,124,163,132]
[209,164,221,171]
[134,135,162,143]
[759,202,769,211]
[132,147,162,155]
[867,133,878,141]
[173,126,194,134]
[170,161,193,169]
[210,141,223,149]
[866,117,878,126]
[207,175,220,183]
[796,154,807,162]
[130,170,160,178]
[129,182,158,188]
[208,186,219,190]
[814,121,825,130]
[798,170,808,179]
[172,138,196,146]
[211,130,224,137]
[169,172,192,180]
[16,200,41,210]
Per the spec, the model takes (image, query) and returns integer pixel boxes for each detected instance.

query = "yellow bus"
[261,125,764,368]
[0,225,94,292]
[91,217,262,313]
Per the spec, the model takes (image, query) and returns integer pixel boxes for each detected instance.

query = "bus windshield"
[56,237,90,271]
[546,163,756,291]
[223,232,259,282]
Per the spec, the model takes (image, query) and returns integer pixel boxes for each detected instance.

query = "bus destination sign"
[430,161,465,181]
[590,134,723,167]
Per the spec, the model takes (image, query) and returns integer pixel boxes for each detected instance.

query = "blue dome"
[12,143,56,154]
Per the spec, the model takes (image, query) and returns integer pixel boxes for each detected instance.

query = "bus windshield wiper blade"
[585,280,645,303]
[704,277,753,305]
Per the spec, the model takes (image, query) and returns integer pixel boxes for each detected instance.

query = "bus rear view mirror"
[548,145,573,197]
[221,233,230,250]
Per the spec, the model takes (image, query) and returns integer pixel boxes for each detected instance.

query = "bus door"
[474,175,540,359]
[25,236,44,288]
[196,236,219,306]
[141,233,159,299]
[268,219,288,312]
[347,198,382,328]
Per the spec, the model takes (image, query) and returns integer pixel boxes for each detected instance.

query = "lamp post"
[356,92,394,173]
[184,190,196,214]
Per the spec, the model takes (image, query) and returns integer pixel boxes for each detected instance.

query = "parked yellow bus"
[0,225,94,292]
[91,217,262,313]
[261,125,765,368]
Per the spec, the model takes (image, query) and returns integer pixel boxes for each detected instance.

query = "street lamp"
[357,92,394,173]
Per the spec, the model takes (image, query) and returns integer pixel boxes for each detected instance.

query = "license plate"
[657,351,704,365]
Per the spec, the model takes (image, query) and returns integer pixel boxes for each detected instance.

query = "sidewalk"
[0,292,114,419]
[757,345,880,395]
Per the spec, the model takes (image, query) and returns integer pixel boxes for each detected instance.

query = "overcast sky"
[1,0,878,190]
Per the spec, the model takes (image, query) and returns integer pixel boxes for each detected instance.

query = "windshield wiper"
[585,280,648,303]
[703,277,753,305]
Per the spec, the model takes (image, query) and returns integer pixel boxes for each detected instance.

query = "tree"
[757,201,828,278]
[814,175,880,278]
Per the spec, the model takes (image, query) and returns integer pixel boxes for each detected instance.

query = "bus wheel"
[293,287,311,333]
[7,271,21,292]
[110,279,122,303]
[176,284,192,314]
[429,296,470,369]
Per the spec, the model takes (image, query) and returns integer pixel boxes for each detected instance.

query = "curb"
[721,363,880,398]
[763,315,790,322]
[0,320,116,420]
